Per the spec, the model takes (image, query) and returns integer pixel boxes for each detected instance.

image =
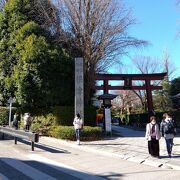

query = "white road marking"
[27,154,105,180]
[0,173,9,180]
[1,158,57,180]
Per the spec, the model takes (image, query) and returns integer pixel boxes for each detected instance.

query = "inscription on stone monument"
[75,58,84,120]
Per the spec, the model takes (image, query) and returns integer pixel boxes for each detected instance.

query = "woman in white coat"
[145,116,161,158]
[73,113,83,145]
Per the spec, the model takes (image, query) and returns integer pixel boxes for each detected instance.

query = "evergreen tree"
[0,0,74,107]
[170,77,180,96]
[153,80,173,112]
[170,77,180,108]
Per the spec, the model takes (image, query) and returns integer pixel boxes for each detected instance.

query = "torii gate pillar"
[145,80,153,112]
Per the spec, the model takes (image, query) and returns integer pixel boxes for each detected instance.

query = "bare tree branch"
[53,0,148,104]
[27,0,61,34]
[56,0,147,68]
[162,48,177,80]
[0,0,7,11]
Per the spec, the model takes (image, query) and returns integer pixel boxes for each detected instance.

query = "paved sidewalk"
[40,125,180,170]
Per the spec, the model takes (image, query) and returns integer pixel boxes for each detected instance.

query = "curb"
[40,136,180,170]
[165,162,180,170]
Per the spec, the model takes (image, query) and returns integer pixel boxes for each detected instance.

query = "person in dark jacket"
[12,113,20,130]
[160,113,177,158]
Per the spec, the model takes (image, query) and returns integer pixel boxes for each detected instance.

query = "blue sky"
[109,0,180,78]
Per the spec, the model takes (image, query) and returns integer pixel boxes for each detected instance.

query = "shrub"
[84,106,97,126]
[0,106,17,126]
[30,113,56,135]
[52,106,97,126]
[49,126,75,140]
[48,126,103,141]
[171,110,180,127]
[129,113,155,127]
[0,107,9,125]
[52,106,74,125]
[81,126,103,141]
[96,108,103,114]
[128,110,180,128]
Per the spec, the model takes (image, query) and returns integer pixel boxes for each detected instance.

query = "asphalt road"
[1,137,180,180]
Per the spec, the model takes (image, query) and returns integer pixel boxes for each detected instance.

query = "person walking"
[73,113,83,145]
[23,113,32,131]
[160,113,177,158]
[145,116,161,158]
[12,112,20,130]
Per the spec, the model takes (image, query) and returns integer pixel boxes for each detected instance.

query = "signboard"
[123,77,132,90]
[8,97,13,104]
[105,108,111,133]
[75,58,84,121]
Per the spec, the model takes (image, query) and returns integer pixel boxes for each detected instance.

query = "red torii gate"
[95,72,167,112]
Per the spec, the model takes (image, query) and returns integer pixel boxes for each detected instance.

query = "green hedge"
[128,110,180,128]
[52,106,74,126]
[0,107,17,126]
[128,113,148,127]
[129,112,166,127]
[171,110,180,127]
[30,113,56,135]
[52,106,96,126]
[84,106,97,126]
[48,126,103,141]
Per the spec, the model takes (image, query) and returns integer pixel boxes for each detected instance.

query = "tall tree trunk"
[84,62,95,105]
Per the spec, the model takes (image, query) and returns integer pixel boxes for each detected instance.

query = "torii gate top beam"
[95,72,167,112]
[95,72,167,81]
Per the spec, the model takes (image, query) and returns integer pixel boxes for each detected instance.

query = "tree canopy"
[0,0,74,108]
[53,0,148,105]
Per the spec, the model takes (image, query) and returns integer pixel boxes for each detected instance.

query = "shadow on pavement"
[171,155,180,158]
[0,157,106,180]
[100,172,123,179]
[84,143,128,146]
[112,125,146,138]
[18,138,70,154]
[122,169,173,176]
[174,143,180,146]
[160,155,180,159]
